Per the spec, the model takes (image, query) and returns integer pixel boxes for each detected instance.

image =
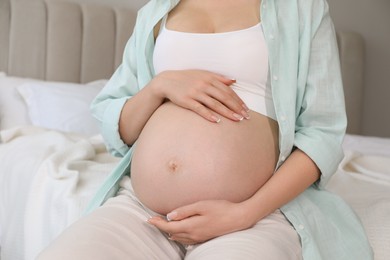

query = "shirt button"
[280,115,286,121]
[273,75,278,81]
[269,34,275,40]
[298,224,305,230]
[281,156,286,161]
[263,4,267,9]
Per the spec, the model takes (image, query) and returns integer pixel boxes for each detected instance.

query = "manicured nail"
[233,113,244,121]
[241,110,250,120]
[166,211,178,221]
[211,115,221,123]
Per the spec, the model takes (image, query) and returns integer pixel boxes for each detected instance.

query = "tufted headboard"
[0,0,365,134]
[0,0,143,83]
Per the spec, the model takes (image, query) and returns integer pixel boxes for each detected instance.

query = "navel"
[167,159,180,173]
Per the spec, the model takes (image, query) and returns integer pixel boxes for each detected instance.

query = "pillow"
[0,76,37,130]
[17,80,107,136]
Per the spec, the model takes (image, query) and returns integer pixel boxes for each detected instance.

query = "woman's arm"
[241,148,320,224]
[117,81,164,146]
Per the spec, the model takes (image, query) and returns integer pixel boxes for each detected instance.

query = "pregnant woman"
[39,0,373,259]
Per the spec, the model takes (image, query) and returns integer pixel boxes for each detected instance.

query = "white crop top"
[153,18,276,120]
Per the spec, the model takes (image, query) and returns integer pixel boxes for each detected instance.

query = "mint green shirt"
[89,0,373,259]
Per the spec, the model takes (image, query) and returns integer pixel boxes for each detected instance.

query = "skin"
[119,0,321,246]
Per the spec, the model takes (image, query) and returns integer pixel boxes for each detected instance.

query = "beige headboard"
[0,0,142,83]
[0,0,365,135]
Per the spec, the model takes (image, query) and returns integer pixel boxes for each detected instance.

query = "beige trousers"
[38,177,302,260]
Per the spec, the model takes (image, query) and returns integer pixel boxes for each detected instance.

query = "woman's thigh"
[185,209,302,260]
[37,189,184,260]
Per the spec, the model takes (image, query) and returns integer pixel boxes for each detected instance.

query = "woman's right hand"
[150,70,250,123]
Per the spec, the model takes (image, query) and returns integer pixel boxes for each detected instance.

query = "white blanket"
[0,127,389,260]
[0,126,119,260]
[327,152,390,260]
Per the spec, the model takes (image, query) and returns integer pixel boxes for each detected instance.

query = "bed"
[0,0,389,259]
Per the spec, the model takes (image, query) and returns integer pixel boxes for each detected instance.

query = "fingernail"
[233,113,244,121]
[211,115,221,123]
[241,110,250,120]
[166,211,178,221]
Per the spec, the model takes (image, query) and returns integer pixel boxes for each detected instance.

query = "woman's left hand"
[147,200,253,246]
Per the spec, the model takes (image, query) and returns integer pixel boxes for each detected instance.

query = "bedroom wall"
[328,0,390,138]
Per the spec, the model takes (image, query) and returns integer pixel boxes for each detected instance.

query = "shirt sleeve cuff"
[294,131,344,189]
[101,97,131,157]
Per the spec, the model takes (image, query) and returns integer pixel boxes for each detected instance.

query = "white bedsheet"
[343,134,390,157]
[0,129,389,260]
[327,152,390,260]
[0,126,119,260]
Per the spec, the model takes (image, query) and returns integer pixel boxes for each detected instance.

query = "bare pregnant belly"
[130,102,279,215]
